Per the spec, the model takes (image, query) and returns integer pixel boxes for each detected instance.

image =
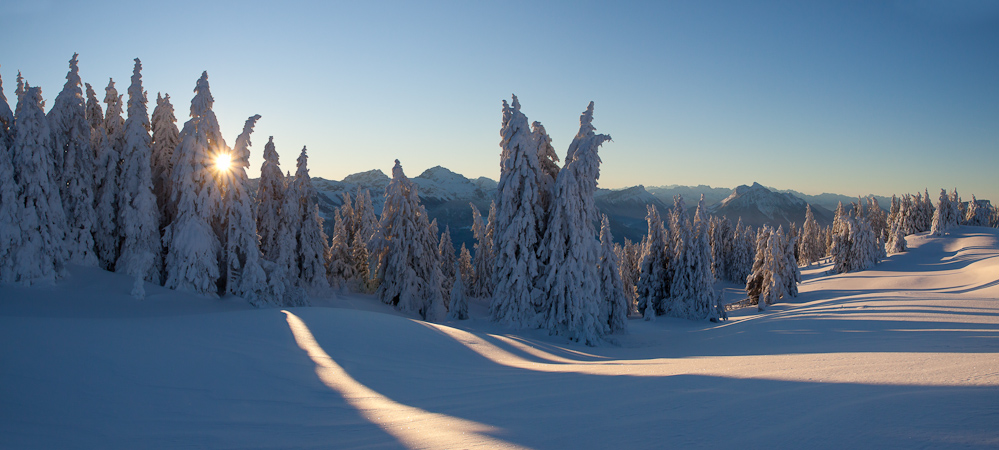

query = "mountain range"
[251,167,874,249]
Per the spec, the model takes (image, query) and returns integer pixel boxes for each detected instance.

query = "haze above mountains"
[253,166,905,249]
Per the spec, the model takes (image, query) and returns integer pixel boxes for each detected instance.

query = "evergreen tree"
[458,243,474,297]
[438,225,457,301]
[689,195,719,320]
[104,78,125,158]
[221,115,269,305]
[163,72,225,297]
[617,238,641,316]
[350,231,372,293]
[116,59,163,292]
[10,87,67,284]
[745,226,771,304]
[886,196,908,254]
[930,188,955,236]
[727,218,755,284]
[87,83,118,270]
[491,95,544,328]
[665,195,694,318]
[469,202,495,298]
[372,160,443,319]
[709,216,732,281]
[599,215,629,333]
[0,69,20,282]
[538,102,609,345]
[47,53,97,266]
[533,120,559,221]
[352,187,378,245]
[150,93,180,233]
[327,208,354,291]
[286,146,330,293]
[798,204,823,266]
[446,260,469,320]
[255,136,285,260]
[637,205,669,318]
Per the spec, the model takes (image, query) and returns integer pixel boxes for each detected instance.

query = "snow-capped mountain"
[254,169,851,249]
[708,182,833,229]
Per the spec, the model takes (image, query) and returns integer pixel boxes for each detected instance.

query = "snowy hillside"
[709,182,834,229]
[2,227,998,449]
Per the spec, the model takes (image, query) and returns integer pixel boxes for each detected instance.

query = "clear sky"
[2,0,997,201]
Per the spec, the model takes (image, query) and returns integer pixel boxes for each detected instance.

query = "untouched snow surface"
[2,227,998,449]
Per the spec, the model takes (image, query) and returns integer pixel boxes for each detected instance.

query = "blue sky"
[2,0,997,201]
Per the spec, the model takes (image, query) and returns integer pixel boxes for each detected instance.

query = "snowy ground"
[2,227,998,449]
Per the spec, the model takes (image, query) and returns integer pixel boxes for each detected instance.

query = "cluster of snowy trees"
[5,56,999,343]
[0,55,364,305]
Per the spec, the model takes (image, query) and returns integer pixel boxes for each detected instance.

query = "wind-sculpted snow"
[2,227,998,448]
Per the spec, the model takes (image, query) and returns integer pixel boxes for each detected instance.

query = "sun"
[215,153,232,172]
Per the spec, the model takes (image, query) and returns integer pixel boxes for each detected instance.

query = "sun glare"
[215,153,232,172]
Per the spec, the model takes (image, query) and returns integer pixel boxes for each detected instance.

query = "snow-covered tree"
[965,195,991,227]
[690,195,720,320]
[616,238,641,316]
[350,230,372,293]
[885,196,908,254]
[104,78,125,157]
[798,204,823,266]
[469,202,495,298]
[533,120,559,219]
[220,115,269,305]
[284,146,330,293]
[637,205,669,318]
[150,93,180,233]
[327,208,354,291]
[255,136,285,261]
[538,102,609,345]
[9,87,67,284]
[446,261,469,320]
[745,226,771,305]
[47,53,97,267]
[728,218,755,282]
[438,226,457,299]
[0,69,20,282]
[491,96,545,328]
[353,187,378,241]
[665,195,694,318]
[930,188,959,236]
[116,59,162,292]
[372,160,444,319]
[599,215,629,333]
[87,83,118,270]
[163,72,225,297]
[458,243,473,297]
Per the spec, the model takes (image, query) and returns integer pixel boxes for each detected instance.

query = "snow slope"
[2,227,998,449]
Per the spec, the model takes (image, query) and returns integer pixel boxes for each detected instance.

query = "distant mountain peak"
[342,169,389,184]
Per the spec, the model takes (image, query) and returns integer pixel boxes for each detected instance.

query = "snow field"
[1,227,997,449]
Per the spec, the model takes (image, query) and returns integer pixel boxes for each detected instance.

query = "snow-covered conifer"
[446,261,469,320]
[47,53,97,266]
[798,204,822,266]
[665,195,695,318]
[352,187,378,244]
[150,93,180,232]
[458,243,473,297]
[116,59,163,290]
[617,238,641,316]
[538,102,609,345]
[10,87,67,284]
[87,83,118,270]
[350,231,372,293]
[469,202,495,298]
[930,188,955,236]
[491,96,545,328]
[745,226,771,304]
[104,78,125,156]
[0,70,20,282]
[372,160,443,319]
[327,208,354,291]
[637,205,669,318]
[533,120,559,218]
[255,136,285,260]
[439,225,457,299]
[163,72,226,297]
[286,146,330,293]
[687,195,719,320]
[599,215,628,333]
[220,115,269,305]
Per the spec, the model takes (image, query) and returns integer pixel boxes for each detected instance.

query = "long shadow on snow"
[291,310,999,450]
